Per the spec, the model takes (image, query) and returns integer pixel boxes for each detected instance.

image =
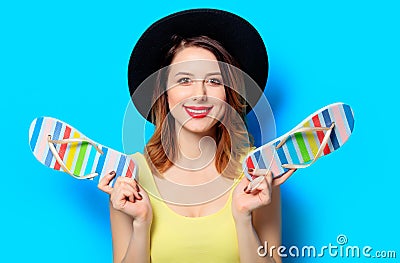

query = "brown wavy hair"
[144,35,253,179]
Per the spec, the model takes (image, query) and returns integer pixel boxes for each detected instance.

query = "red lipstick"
[184,106,213,118]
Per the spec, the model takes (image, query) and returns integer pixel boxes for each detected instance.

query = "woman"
[98,9,295,263]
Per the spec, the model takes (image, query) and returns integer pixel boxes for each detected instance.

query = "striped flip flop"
[28,117,137,184]
[243,102,355,180]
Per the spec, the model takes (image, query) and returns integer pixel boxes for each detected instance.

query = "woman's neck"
[174,121,217,171]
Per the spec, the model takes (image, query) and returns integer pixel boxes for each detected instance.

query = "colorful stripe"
[29,117,139,181]
[95,146,108,176]
[126,159,135,178]
[270,153,281,178]
[322,109,340,150]
[261,146,274,169]
[303,121,319,157]
[276,146,288,168]
[104,150,118,176]
[64,131,81,172]
[282,137,300,165]
[254,150,268,169]
[245,103,355,179]
[84,146,98,176]
[282,143,293,164]
[116,155,127,177]
[343,104,354,131]
[275,147,289,175]
[73,141,89,175]
[44,121,62,166]
[312,114,331,155]
[29,117,43,151]
[294,132,311,163]
[331,106,346,146]
[36,119,55,162]
[246,156,255,170]
[339,105,351,138]
[54,125,71,170]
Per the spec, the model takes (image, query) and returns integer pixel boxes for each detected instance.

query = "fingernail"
[110,171,116,175]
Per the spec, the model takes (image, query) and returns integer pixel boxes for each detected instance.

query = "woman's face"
[166,47,226,135]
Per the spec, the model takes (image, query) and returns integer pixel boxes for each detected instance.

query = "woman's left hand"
[232,169,296,221]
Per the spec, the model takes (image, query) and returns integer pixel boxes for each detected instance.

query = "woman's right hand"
[98,171,153,226]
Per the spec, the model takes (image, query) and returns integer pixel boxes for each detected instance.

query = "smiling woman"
[167,47,227,131]
[97,8,296,263]
[148,38,246,176]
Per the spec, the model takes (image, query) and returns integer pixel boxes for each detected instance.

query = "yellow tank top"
[132,152,241,263]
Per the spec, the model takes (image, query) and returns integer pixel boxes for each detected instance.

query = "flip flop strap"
[47,135,103,179]
[276,123,335,169]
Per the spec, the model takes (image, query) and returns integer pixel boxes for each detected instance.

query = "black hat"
[128,8,268,121]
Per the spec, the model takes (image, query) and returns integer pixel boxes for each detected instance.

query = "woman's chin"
[182,118,218,134]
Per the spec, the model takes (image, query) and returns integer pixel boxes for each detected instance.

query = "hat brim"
[128,8,268,122]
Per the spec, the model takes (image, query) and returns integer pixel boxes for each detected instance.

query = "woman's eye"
[178,77,193,85]
[206,78,223,86]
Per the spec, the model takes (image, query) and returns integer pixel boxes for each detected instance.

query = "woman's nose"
[192,79,207,101]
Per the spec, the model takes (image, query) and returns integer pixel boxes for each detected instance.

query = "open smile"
[184,105,214,118]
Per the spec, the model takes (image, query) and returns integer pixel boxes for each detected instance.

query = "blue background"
[1,1,399,262]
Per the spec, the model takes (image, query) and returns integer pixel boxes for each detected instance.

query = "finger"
[248,168,270,177]
[117,187,136,204]
[114,178,142,203]
[97,171,116,194]
[261,171,273,193]
[110,187,130,209]
[118,176,139,191]
[128,194,135,203]
[248,171,272,194]
[119,183,142,202]
[246,175,264,193]
[239,175,251,192]
[113,175,124,188]
[265,170,273,186]
[137,184,147,200]
[272,169,297,187]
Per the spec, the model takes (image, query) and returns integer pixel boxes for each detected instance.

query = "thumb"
[236,174,251,191]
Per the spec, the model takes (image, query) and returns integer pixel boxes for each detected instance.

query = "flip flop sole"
[29,117,137,183]
[244,102,355,180]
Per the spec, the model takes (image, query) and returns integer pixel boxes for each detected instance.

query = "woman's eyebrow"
[174,72,195,77]
[174,72,222,77]
[204,72,222,77]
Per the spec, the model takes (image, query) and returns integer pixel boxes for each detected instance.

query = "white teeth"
[186,108,208,114]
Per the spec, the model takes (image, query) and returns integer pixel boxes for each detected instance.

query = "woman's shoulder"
[129,152,145,172]
[128,152,157,190]
[129,151,144,159]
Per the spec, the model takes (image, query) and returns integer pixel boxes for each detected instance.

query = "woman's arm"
[252,187,282,262]
[232,170,294,263]
[99,172,153,263]
[110,205,152,263]
[235,188,282,263]
[234,188,281,263]
[122,220,152,263]
[109,204,134,262]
